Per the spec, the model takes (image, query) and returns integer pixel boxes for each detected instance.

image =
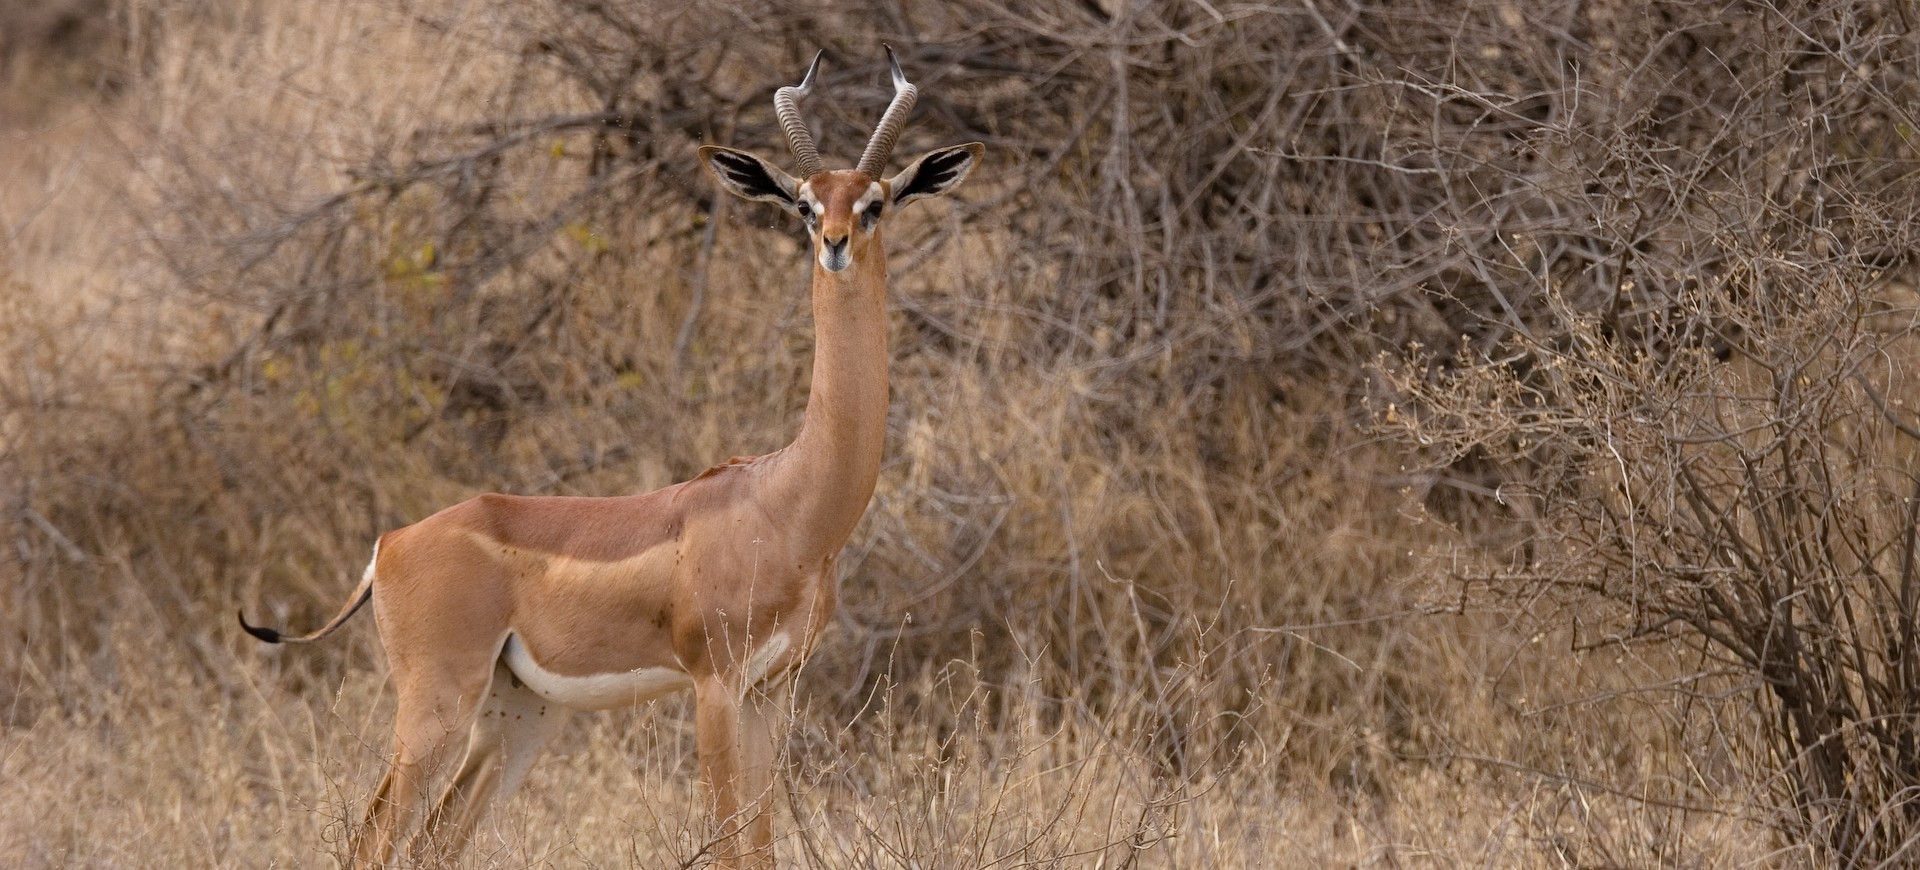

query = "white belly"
[500,634,694,710]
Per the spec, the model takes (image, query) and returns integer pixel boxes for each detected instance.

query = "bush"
[1376,1,1920,863]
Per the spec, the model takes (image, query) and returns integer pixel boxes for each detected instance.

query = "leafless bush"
[1375,1,1920,864]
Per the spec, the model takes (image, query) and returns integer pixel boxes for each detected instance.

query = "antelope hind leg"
[417,659,572,857]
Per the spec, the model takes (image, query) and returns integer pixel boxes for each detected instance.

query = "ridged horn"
[855,45,918,179]
[775,51,825,178]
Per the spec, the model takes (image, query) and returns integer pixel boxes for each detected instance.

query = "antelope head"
[699,47,984,274]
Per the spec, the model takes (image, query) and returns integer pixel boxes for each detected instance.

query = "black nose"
[819,234,852,272]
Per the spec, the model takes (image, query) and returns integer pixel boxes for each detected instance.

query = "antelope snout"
[819,235,851,272]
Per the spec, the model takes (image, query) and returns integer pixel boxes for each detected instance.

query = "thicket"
[3,0,1917,865]
[1366,2,1920,865]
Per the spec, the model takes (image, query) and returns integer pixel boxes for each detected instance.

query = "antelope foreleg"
[695,679,789,870]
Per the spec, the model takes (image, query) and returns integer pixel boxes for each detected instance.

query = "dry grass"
[0,619,1784,868]
[5,0,1909,867]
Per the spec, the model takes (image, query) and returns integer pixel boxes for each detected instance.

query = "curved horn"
[855,45,919,179]
[775,51,825,178]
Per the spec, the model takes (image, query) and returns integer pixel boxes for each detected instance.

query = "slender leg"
[695,678,790,870]
[418,660,572,856]
[350,620,502,866]
[351,687,483,867]
[695,680,748,869]
[736,681,790,869]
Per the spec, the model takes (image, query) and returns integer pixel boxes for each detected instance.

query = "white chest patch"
[744,632,793,686]
[500,634,694,711]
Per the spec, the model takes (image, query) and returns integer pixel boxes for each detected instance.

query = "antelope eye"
[796,201,813,218]
[864,202,883,220]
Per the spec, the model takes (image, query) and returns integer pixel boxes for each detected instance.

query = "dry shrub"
[1375,1,1920,865]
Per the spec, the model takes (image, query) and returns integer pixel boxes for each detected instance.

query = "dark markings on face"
[796,193,819,230]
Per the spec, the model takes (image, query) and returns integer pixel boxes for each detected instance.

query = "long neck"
[766,235,891,552]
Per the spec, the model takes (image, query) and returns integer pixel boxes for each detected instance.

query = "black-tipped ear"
[699,145,801,212]
[887,142,983,209]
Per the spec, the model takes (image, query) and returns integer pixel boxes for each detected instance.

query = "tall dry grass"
[4,0,1910,867]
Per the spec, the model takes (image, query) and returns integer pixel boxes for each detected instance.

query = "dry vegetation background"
[3,0,1918,867]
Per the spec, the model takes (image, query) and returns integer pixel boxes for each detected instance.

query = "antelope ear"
[887,142,983,209]
[699,145,801,213]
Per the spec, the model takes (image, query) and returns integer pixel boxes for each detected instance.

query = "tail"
[238,543,380,645]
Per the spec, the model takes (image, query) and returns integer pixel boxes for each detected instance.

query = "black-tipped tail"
[238,610,285,644]
[236,545,379,646]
